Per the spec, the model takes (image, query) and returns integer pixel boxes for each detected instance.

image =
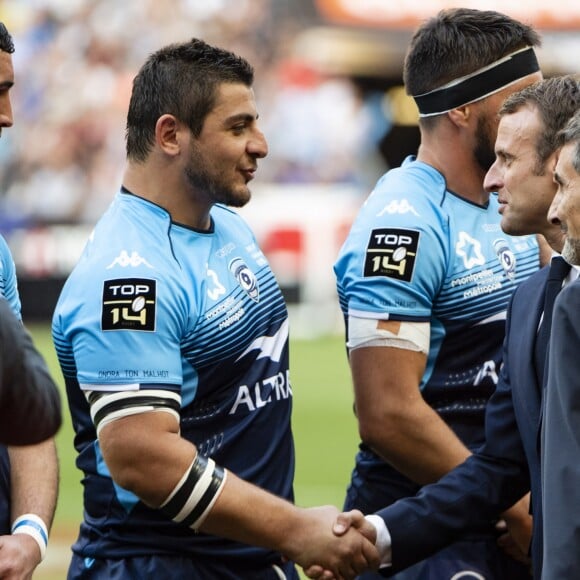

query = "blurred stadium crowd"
[0,0,390,231]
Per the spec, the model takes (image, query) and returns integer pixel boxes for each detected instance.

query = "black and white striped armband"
[160,454,227,531]
[84,388,181,436]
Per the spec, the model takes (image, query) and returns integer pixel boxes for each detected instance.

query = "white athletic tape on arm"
[11,513,48,561]
[347,315,430,354]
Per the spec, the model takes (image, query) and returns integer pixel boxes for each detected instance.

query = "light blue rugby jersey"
[0,235,21,317]
[52,190,295,563]
[335,156,539,444]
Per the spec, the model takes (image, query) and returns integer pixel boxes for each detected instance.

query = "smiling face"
[484,104,558,237]
[549,141,580,264]
[184,82,268,208]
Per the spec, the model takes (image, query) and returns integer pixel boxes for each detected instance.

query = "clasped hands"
[289,507,380,580]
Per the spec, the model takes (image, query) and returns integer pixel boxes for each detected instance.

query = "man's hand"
[302,509,378,579]
[498,492,532,564]
[333,510,377,543]
[0,533,42,579]
[286,506,379,580]
[495,519,531,569]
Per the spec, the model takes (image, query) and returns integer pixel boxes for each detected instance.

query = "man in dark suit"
[308,76,580,580]
[0,297,61,445]
[541,109,580,579]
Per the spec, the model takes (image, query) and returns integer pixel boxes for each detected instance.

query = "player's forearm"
[203,473,380,575]
[103,419,379,576]
[199,469,299,552]
[350,346,470,483]
[8,440,59,528]
[362,405,471,484]
[500,492,532,554]
[105,423,300,552]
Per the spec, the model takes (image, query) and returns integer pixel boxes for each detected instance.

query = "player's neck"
[122,162,212,231]
[417,142,488,206]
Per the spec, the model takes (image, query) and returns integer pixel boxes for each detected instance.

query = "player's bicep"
[349,338,427,422]
[95,403,196,505]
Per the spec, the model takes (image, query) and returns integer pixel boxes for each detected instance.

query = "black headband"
[413,47,540,118]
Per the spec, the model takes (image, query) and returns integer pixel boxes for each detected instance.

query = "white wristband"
[11,514,48,561]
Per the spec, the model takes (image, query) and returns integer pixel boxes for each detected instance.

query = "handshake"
[286,507,381,580]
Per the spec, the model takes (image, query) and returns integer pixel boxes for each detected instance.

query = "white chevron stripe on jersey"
[235,318,289,363]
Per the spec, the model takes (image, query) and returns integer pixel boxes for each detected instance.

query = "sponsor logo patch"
[101,278,156,331]
[493,238,516,281]
[229,257,260,302]
[363,228,419,282]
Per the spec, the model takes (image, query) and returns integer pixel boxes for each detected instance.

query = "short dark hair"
[403,8,540,100]
[126,38,254,162]
[500,76,580,174]
[557,110,580,175]
[0,23,14,54]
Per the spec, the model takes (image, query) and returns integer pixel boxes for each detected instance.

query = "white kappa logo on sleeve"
[107,250,154,269]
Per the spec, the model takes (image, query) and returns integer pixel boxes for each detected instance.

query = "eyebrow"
[225,113,259,124]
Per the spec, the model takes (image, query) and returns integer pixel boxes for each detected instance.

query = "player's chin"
[224,186,251,208]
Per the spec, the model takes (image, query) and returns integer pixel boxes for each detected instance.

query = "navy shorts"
[68,552,299,580]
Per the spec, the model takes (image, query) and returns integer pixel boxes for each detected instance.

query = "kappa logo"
[107,250,154,269]
[377,199,419,217]
[456,232,485,269]
[363,228,420,283]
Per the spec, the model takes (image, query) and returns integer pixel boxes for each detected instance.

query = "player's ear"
[155,114,183,157]
[447,105,471,129]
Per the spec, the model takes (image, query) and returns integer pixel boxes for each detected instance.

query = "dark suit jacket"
[541,277,580,579]
[0,297,61,445]
[377,265,550,579]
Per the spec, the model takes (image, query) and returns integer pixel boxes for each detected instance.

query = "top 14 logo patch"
[101,278,156,331]
[363,228,420,282]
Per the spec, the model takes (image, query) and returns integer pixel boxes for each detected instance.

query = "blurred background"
[3,0,580,337]
[2,1,580,577]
